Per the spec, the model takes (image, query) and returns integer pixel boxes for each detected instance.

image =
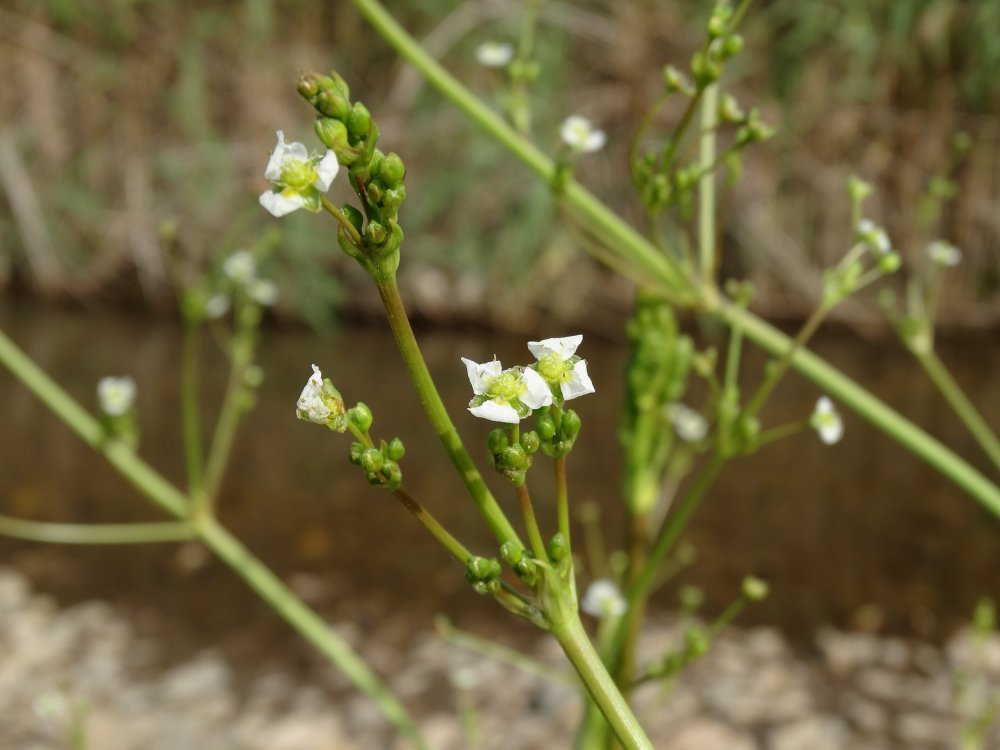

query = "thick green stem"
[373,277,522,547]
[916,349,1000,474]
[348,0,1000,524]
[0,326,429,748]
[552,613,654,750]
[698,83,719,281]
[0,516,194,544]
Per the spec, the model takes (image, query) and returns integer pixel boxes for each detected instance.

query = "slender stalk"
[508,0,542,134]
[393,487,473,563]
[698,83,719,281]
[916,350,1000,474]
[555,456,570,545]
[196,517,430,750]
[0,327,429,748]
[518,483,549,560]
[181,320,205,496]
[202,301,258,508]
[373,276,522,547]
[0,516,194,544]
[551,613,654,750]
[320,195,363,246]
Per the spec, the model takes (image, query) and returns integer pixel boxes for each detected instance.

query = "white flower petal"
[927,240,961,267]
[462,357,502,395]
[561,360,595,401]
[475,41,515,68]
[223,250,256,284]
[667,403,708,442]
[97,376,137,417]
[561,116,606,153]
[520,367,554,410]
[470,400,521,423]
[581,579,626,618]
[527,334,583,361]
[259,189,306,217]
[297,364,331,424]
[811,396,843,445]
[249,279,279,306]
[314,150,340,192]
[264,130,309,182]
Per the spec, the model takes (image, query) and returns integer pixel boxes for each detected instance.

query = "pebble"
[2,565,1000,749]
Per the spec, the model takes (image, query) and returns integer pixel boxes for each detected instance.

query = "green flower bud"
[327,71,350,101]
[381,186,406,212]
[536,415,556,441]
[719,93,744,124]
[466,556,498,583]
[684,627,709,657]
[379,152,406,188]
[707,14,727,38]
[722,33,744,58]
[365,180,384,206]
[500,541,523,566]
[499,444,528,471]
[679,584,704,611]
[340,204,364,236]
[315,117,350,151]
[348,442,365,465]
[387,437,405,461]
[878,251,902,274]
[663,65,691,95]
[364,221,388,246]
[347,103,372,139]
[316,90,350,120]
[487,428,509,455]
[520,431,540,454]
[742,575,769,601]
[561,410,582,439]
[361,448,384,474]
[381,460,402,490]
[548,532,569,562]
[691,50,722,87]
[297,74,321,101]
[349,402,373,432]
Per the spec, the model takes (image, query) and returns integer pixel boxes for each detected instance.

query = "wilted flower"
[527,335,595,402]
[259,130,339,217]
[475,41,515,68]
[97,376,136,417]
[927,240,961,267]
[462,358,552,423]
[811,396,843,445]
[857,218,892,256]
[581,579,626,618]
[666,403,708,442]
[296,364,346,430]
[561,115,606,153]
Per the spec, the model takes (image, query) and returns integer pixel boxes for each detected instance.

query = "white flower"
[97,376,136,417]
[927,240,961,267]
[561,115,606,153]
[811,396,843,445]
[462,357,552,423]
[666,403,708,442]
[204,294,231,319]
[527,335,595,402]
[259,130,339,217]
[857,218,892,256]
[248,279,279,306]
[475,41,515,68]
[296,364,332,424]
[223,250,257,285]
[581,579,626,618]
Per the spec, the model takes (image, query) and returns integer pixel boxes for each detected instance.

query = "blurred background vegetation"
[0,0,998,332]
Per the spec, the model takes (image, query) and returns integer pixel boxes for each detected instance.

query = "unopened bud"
[297,74,321,101]
[548,532,569,562]
[500,541,523,566]
[722,33,744,58]
[361,448,384,474]
[387,437,405,461]
[561,410,581,439]
[364,221,388,246]
[347,103,372,139]
[487,428,509,455]
[316,90,350,120]
[348,442,365,465]
[536,415,556,441]
[520,431,540,454]
[742,575,769,601]
[379,152,406,188]
[349,402,373,432]
[315,117,349,151]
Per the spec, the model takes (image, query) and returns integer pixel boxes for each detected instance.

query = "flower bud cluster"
[487,427,539,486]
[346,405,405,491]
[299,71,406,280]
[465,555,503,595]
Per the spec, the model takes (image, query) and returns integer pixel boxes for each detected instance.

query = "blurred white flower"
[203,294,231,319]
[561,116,606,153]
[811,396,843,445]
[857,218,892,256]
[927,240,961,267]
[666,403,708,442]
[223,250,256,285]
[581,579,626,618]
[97,376,136,417]
[248,279,279,306]
[475,41,515,68]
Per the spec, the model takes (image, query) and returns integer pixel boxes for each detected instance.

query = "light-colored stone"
[768,716,847,750]
[666,717,756,750]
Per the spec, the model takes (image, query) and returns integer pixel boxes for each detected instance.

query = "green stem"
[555,455,570,545]
[518,483,549,561]
[698,83,719,281]
[196,517,430,750]
[321,195,363,246]
[181,319,205,497]
[0,326,429,748]
[202,301,258,509]
[373,276,522,547]
[347,0,1000,519]
[393,487,473,563]
[551,613,654,750]
[508,0,542,134]
[916,349,1000,474]
[0,516,194,544]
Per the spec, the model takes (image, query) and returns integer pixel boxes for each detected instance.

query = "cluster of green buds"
[298,71,407,281]
[487,427,539,485]
[465,555,503,595]
[499,540,541,586]
[534,406,581,459]
[345,403,405,491]
[692,3,745,88]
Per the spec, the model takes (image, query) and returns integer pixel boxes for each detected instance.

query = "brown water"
[1,302,998,675]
